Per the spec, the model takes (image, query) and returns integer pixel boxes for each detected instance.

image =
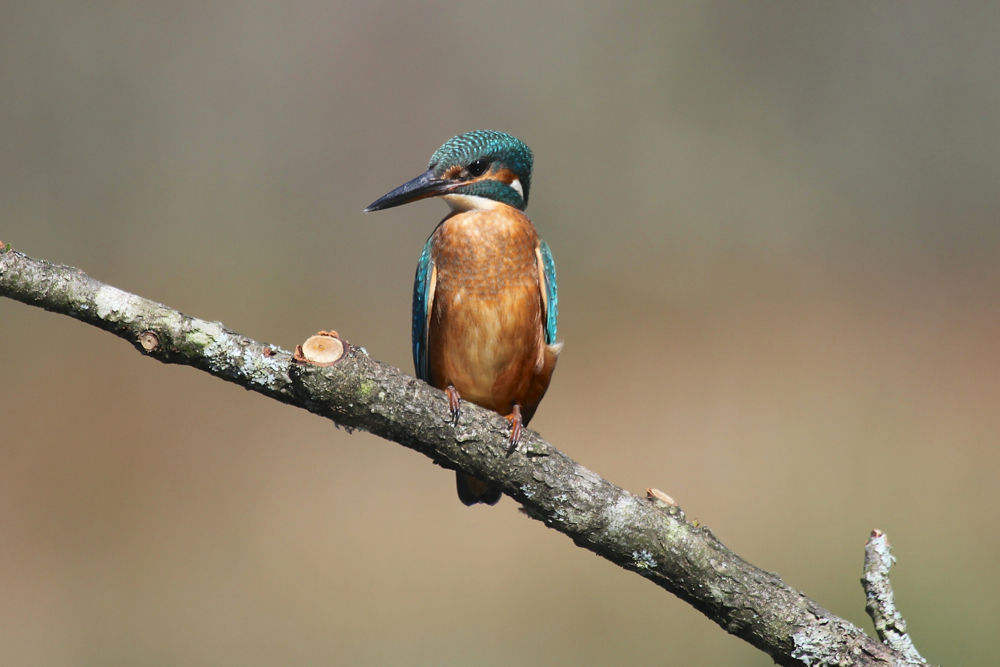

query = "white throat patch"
[442,194,505,212]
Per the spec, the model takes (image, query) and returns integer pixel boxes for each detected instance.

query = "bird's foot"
[445,385,462,427]
[505,404,523,456]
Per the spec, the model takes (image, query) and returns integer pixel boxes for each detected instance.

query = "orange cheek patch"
[491,167,518,185]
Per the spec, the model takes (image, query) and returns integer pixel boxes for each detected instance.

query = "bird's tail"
[456,471,502,506]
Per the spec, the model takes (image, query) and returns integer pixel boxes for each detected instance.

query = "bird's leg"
[445,385,462,427]
[505,404,523,456]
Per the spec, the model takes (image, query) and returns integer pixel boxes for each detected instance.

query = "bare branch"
[0,246,920,666]
[863,530,927,665]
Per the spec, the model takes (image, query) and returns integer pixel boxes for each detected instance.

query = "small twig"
[862,530,927,665]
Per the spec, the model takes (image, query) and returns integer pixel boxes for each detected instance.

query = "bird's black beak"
[364,169,456,212]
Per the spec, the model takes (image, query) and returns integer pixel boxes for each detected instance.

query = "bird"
[365,130,560,506]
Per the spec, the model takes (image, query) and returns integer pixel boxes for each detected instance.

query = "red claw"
[445,385,462,427]
[505,404,523,455]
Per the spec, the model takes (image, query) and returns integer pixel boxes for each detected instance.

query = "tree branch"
[862,530,926,665]
[0,245,929,667]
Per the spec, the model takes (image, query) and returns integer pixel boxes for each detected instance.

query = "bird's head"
[365,130,533,213]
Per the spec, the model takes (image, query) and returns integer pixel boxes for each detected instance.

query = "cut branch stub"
[646,487,677,506]
[294,331,349,367]
[138,330,160,352]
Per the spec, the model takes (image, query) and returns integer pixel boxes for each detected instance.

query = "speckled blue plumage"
[430,130,533,208]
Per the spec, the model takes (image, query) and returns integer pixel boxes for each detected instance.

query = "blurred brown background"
[2,2,998,665]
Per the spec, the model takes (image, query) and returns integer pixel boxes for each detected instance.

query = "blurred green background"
[2,2,998,665]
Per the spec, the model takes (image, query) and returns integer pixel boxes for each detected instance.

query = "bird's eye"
[468,159,490,177]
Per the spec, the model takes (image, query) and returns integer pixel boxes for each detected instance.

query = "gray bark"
[0,245,930,667]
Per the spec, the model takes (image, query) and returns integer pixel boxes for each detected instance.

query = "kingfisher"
[365,130,560,506]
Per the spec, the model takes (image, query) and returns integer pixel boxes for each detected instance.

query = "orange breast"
[428,206,556,422]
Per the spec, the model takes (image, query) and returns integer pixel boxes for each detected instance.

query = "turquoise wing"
[539,240,558,345]
[412,235,435,382]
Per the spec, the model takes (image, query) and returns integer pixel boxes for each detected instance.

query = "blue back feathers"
[539,240,558,345]
[412,235,434,382]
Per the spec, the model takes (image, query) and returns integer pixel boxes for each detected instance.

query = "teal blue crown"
[430,130,533,206]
